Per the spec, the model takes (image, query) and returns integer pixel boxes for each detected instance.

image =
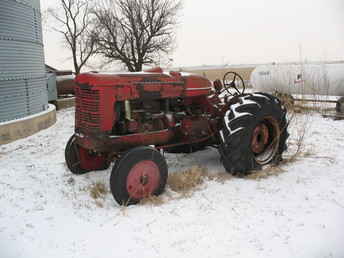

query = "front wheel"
[65,135,110,174]
[219,92,289,175]
[110,146,168,205]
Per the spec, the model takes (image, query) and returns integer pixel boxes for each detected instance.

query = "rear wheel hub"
[251,117,281,165]
[251,123,269,154]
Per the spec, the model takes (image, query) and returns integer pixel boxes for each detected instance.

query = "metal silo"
[0,0,48,122]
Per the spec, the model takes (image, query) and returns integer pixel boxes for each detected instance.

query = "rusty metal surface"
[76,129,175,153]
[72,69,236,157]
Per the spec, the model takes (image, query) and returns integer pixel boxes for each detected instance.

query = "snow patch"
[0,108,344,258]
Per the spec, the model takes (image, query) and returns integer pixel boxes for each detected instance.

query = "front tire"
[219,93,289,175]
[110,146,168,205]
[65,135,110,174]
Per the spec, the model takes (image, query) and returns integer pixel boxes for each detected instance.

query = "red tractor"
[65,67,289,205]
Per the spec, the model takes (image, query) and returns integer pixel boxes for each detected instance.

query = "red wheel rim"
[251,117,281,165]
[126,160,160,200]
[251,123,269,154]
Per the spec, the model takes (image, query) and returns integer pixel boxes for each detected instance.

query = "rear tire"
[219,92,289,175]
[336,96,344,113]
[110,146,168,205]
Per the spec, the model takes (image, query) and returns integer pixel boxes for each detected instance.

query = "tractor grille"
[75,87,101,131]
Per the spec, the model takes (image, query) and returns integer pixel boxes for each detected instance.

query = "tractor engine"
[74,68,218,152]
[113,99,168,135]
[114,98,209,135]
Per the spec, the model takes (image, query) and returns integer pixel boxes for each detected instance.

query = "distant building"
[45,65,75,96]
[45,64,74,76]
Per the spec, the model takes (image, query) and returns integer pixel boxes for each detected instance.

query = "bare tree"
[92,0,181,72]
[49,0,96,74]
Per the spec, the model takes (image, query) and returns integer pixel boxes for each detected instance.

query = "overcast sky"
[41,0,344,71]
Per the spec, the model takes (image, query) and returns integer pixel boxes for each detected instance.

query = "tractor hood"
[75,68,213,98]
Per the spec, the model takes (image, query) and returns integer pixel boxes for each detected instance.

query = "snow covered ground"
[1,107,344,258]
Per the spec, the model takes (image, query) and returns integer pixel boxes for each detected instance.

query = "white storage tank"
[250,63,344,97]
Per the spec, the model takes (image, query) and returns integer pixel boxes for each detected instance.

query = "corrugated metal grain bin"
[47,73,57,101]
[0,0,48,122]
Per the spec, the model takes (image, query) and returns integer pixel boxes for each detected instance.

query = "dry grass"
[141,166,207,205]
[247,165,286,180]
[140,195,166,206]
[140,166,232,206]
[167,166,207,193]
[89,182,108,200]
[279,97,313,166]
[273,91,295,111]
[207,172,232,183]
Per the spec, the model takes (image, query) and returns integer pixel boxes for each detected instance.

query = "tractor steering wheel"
[222,71,246,96]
